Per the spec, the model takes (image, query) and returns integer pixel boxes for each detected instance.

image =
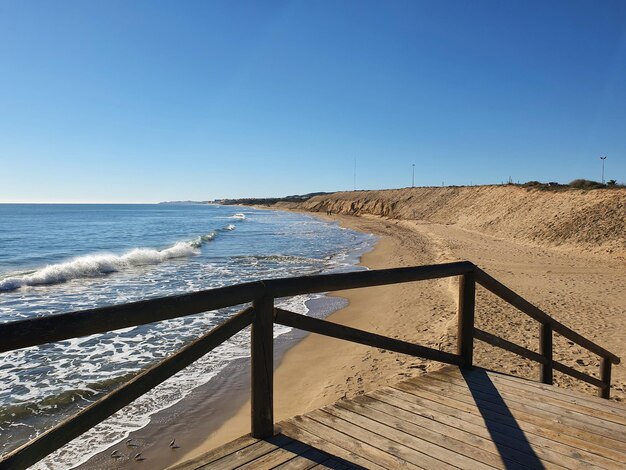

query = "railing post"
[251,294,274,437]
[600,357,612,399]
[457,271,475,367]
[540,322,553,385]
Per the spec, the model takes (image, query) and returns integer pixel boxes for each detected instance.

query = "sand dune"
[277,185,626,259]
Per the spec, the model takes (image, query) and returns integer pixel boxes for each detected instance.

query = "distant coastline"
[157,200,211,205]
[159,191,333,207]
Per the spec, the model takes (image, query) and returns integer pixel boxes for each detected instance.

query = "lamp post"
[412,164,415,187]
[600,156,607,184]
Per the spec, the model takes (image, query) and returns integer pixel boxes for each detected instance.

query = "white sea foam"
[0,233,217,292]
[224,224,236,231]
[231,213,246,220]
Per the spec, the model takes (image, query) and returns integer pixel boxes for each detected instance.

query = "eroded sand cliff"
[276,186,626,258]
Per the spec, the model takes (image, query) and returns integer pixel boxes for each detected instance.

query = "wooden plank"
[394,378,626,453]
[169,434,259,469]
[457,272,476,367]
[359,393,538,468]
[333,398,523,469]
[280,417,390,470]
[474,328,548,364]
[237,439,312,470]
[413,373,626,445]
[274,309,462,366]
[474,268,620,365]
[280,450,361,470]
[366,390,619,469]
[309,460,349,470]
[265,261,474,298]
[307,409,438,470]
[392,383,604,452]
[428,370,626,457]
[251,296,274,438]
[310,459,352,470]
[0,281,264,353]
[311,459,352,470]
[322,404,495,470]
[422,372,624,437]
[199,434,293,470]
[446,367,626,418]
[437,368,626,427]
[375,386,626,466]
[272,448,334,470]
[0,307,256,470]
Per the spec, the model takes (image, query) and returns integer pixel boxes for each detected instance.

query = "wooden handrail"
[0,307,256,470]
[472,267,619,398]
[0,281,266,353]
[0,261,620,469]
[0,262,472,353]
[274,308,463,366]
[263,261,474,297]
[474,267,620,364]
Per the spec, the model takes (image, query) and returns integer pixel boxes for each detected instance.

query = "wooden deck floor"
[172,367,626,469]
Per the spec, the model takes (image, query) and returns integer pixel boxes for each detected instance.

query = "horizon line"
[0,201,163,205]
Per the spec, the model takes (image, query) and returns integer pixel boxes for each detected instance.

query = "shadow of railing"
[460,368,545,470]
[241,434,362,469]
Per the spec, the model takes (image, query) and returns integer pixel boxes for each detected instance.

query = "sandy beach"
[171,208,626,467]
[6,3,626,468]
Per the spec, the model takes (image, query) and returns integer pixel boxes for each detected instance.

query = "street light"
[412,164,415,187]
[600,156,607,184]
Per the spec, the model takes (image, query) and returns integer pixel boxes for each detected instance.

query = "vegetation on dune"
[522,179,625,191]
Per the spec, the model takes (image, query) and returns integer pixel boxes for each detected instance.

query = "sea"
[0,203,374,469]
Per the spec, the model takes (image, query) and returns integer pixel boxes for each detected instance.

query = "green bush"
[568,179,605,189]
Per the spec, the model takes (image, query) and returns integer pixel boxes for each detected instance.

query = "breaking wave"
[190,232,217,248]
[0,232,219,292]
[231,213,246,220]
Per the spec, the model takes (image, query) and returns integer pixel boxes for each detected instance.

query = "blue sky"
[1,0,625,202]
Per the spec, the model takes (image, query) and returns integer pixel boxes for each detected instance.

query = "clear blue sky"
[1,0,625,202]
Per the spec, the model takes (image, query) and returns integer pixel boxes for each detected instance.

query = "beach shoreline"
[78,207,626,469]
[168,211,458,467]
[76,211,374,469]
[170,208,626,468]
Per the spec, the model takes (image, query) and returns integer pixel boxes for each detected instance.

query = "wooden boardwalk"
[2,262,621,469]
[173,367,626,470]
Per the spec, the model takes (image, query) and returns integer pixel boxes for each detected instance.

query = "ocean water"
[0,204,374,468]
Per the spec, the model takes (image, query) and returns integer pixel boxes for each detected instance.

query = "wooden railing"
[0,261,620,469]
